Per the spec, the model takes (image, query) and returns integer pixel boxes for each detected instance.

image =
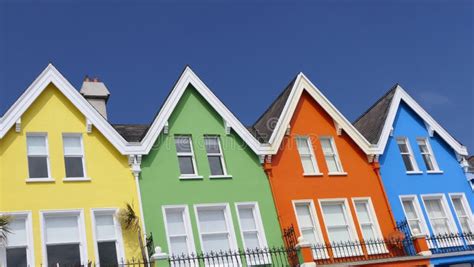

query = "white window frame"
[26,133,53,182]
[399,195,429,236]
[421,194,458,235]
[319,136,345,175]
[91,208,125,266]
[449,193,474,234]
[318,198,362,257]
[0,211,35,267]
[175,135,200,179]
[416,138,441,173]
[40,209,88,266]
[351,198,387,255]
[292,200,328,260]
[396,137,420,174]
[295,136,321,176]
[162,205,196,257]
[204,136,230,179]
[194,203,239,253]
[62,133,88,181]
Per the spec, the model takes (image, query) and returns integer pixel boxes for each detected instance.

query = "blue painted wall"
[378,102,474,266]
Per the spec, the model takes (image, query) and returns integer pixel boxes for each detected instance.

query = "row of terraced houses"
[0,64,473,267]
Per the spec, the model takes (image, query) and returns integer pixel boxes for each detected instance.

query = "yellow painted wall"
[0,84,143,265]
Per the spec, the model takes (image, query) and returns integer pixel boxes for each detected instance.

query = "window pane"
[6,247,27,267]
[243,232,260,249]
[402,200,418,220]
[321,204,346,226]
[417,140,429,153]
[175,137,192,153]
[178,156,195,175]
[295,204,313,228]
[27,135,47,155]
[327,226,351,243]
[361,225,376,240]
[45,216,79,244]
[421,154,435,171]
[65,157,84,178]
[459,218,471,233]
[63,136,82,155]
[301,156,316,174]
[432,218,450,234]
[198,209,227,233]
[401,155,415,171]
[452,198,467,216]
[397,139,409,153]
[170,236,189,255]
[28,157,49,178]
[166,209,186,236]
[238,207,257,231]
[325,156,339,173]
[98,241,118,266]
[208,156,224,176]
[425,199,445,218]
[355,203,371,224]
[8,218,27,247]
[408,220,422,235]
[95,215,116,241]
[296,138,311,154]
[202,233,230,253]
[205,137,220,154]
[301,229,317,244]
[47,244,81,266]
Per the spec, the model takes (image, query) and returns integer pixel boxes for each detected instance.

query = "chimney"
[80,76,111,119]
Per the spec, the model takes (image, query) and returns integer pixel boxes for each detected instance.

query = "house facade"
[354,85,474,266]
[127,68,284,259]
[0,65,144,266]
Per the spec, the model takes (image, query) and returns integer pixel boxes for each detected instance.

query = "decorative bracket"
[334,121,342,136]
[224,120,231,135]
[15,118,21,132]
[129,155,143,178]
[86,119,92,133]
[259,155,265,164]
[285,125,291,136]
[164,121,169,134]
[425,122,434,137]
[389,127,394,137]
[265,155,272,164]
[367,154,379,163]
[460,157,469,173]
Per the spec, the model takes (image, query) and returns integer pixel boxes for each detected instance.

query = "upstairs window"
[296,137,320,175]
[26,134,50,179]
[396,137,419,172]
[174,136,198,177]
[204,136,227,176]
[450,194,474,234]
[63,135,86,178]
[416,138,440,172]
[320,137,344,173]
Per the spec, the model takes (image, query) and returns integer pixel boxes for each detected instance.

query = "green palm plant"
[117,203,147,263]
[0,215,12,243]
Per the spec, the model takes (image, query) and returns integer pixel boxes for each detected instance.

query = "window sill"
[427,170,444,174]
[328,172,348,176]
[179,175,204,180]
[303,173,324,177]
[26,178,55,183]
[209,175,233,179]
[63,177,91,182]
[406,171,423,175]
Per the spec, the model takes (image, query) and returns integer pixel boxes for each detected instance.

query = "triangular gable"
[255,73,375,155]
[360,85,468,156]
[0,64,133,155]
[136,66,262,155]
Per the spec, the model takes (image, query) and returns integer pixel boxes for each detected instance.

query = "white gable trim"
[136,66,262,155]
[374,85,468,156]
[0,64,134,155]
[263,73,375,155]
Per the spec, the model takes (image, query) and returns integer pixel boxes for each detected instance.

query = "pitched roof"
[112,124,149,142]
[353,84,398,144]
[468,156,474,173]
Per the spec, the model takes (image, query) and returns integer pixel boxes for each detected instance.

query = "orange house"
[251,74,429,266]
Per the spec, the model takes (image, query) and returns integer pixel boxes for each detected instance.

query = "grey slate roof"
[353,84,398,144]
[112,124,149,142]
[250,76,297,143]
[468,156,474,173]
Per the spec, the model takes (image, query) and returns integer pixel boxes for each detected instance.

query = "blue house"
[354,84,474,266]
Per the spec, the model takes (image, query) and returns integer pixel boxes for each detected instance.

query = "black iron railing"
[168,247,299,267]
[41,258,150,267]
[283,225,300,266]
[427,232,474,254]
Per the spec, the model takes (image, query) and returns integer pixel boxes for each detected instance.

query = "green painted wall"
[140,85,283,254]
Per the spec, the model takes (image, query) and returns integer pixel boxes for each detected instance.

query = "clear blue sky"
[1,1,473,150]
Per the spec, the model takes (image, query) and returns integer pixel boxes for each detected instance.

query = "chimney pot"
[80,76,110,119]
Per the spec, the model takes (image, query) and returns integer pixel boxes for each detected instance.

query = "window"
[450,194,474,234]
[422,196,456,235]
[93,211,123,266]
[416,138,440,172]
[353,199,386,255]
[175,136,198,177]
[204,136,227,177]
[396,137,419,172]
[163,206,195,256]
[195,204,237,253]
[1,214,33,267]
[400,197,427,235]
[320,137,343,173]
[26,134,50,178]
[42,212,85,266]
[296,137,319,175]
[236,203,267,250]
[293,201,327,259]
[63,135,86,178]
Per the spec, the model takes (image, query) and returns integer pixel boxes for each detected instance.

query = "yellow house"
[0,64,146,266]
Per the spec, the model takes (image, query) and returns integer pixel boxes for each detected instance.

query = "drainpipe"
[371,157,397,229]
[130,155,148,256]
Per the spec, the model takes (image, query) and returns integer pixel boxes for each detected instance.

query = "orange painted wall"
[267,91,397,242]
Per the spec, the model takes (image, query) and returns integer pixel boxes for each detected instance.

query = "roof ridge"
[353,83,399,124]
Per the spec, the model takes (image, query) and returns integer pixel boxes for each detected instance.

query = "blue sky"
[0,1,473,150]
